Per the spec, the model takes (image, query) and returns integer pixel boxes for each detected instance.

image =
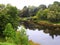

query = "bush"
[3,23,16,43]
[16,26,30,45]
[3,23,30,45]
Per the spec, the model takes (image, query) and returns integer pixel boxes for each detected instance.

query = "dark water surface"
[26,29,60,45]
[20,21,60,45]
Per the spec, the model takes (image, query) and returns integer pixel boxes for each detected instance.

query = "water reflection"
[18,25,60,45]
[43,29,60,39]
[26,29,60,45]
[20,21,60,39]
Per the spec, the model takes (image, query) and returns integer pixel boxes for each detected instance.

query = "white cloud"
[0,0,60,9]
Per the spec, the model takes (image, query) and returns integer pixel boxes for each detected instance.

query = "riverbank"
[20,18,60,30]
[29,40,40,45]
[0,38,40,45]
[0,31,40,45]
[37,20,60,26]
[32,20,60,30]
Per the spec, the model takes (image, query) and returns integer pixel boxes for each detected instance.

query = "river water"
[26,29,60,45]
[19,21,60,45]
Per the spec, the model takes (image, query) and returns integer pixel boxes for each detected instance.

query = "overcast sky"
[0,0,60,9]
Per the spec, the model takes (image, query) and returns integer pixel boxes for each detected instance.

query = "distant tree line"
[19,1,60,23]
[19,4,46,17]
[36,1,60,23]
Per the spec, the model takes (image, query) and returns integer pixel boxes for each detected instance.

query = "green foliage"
[38,4,47,10]
[0,4,20,35]
[3,23,29,45]
[16,26,29,45]
[35,1,60,23]
[36,9,49,20]
[3,23,15,37]
[3,23,16,43]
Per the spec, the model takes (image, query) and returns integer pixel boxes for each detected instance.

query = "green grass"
[0,37,16,45]
[0,42,16,45]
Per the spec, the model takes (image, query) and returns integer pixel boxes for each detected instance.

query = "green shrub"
[3,23,30,45]
[3,23,16,43]
[16,26,30,45]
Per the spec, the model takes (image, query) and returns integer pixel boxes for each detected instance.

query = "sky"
[0,0,60,9]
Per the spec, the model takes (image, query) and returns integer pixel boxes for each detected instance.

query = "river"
[26,29,60,45]
[19,21,60,45]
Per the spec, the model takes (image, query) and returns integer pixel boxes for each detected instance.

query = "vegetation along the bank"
[0,1,60,45]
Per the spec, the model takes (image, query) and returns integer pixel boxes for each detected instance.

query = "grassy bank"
[0,31,40,45]
[20,17,60,25]
[0,42,16,45]
[29,40,40,45]
[0,38,40,45]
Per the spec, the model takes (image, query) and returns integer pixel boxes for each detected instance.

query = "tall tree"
[0,4,20,35]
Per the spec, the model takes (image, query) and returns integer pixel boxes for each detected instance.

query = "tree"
[28,6,38,16]
[36,9,49,20]
[47,1,60,22]
[0,4,20,35]
[35,1,60,23]
[20,6,29,17]
[38,4,47,10]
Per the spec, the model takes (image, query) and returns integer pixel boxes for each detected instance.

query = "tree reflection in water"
[20,21,60,39]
